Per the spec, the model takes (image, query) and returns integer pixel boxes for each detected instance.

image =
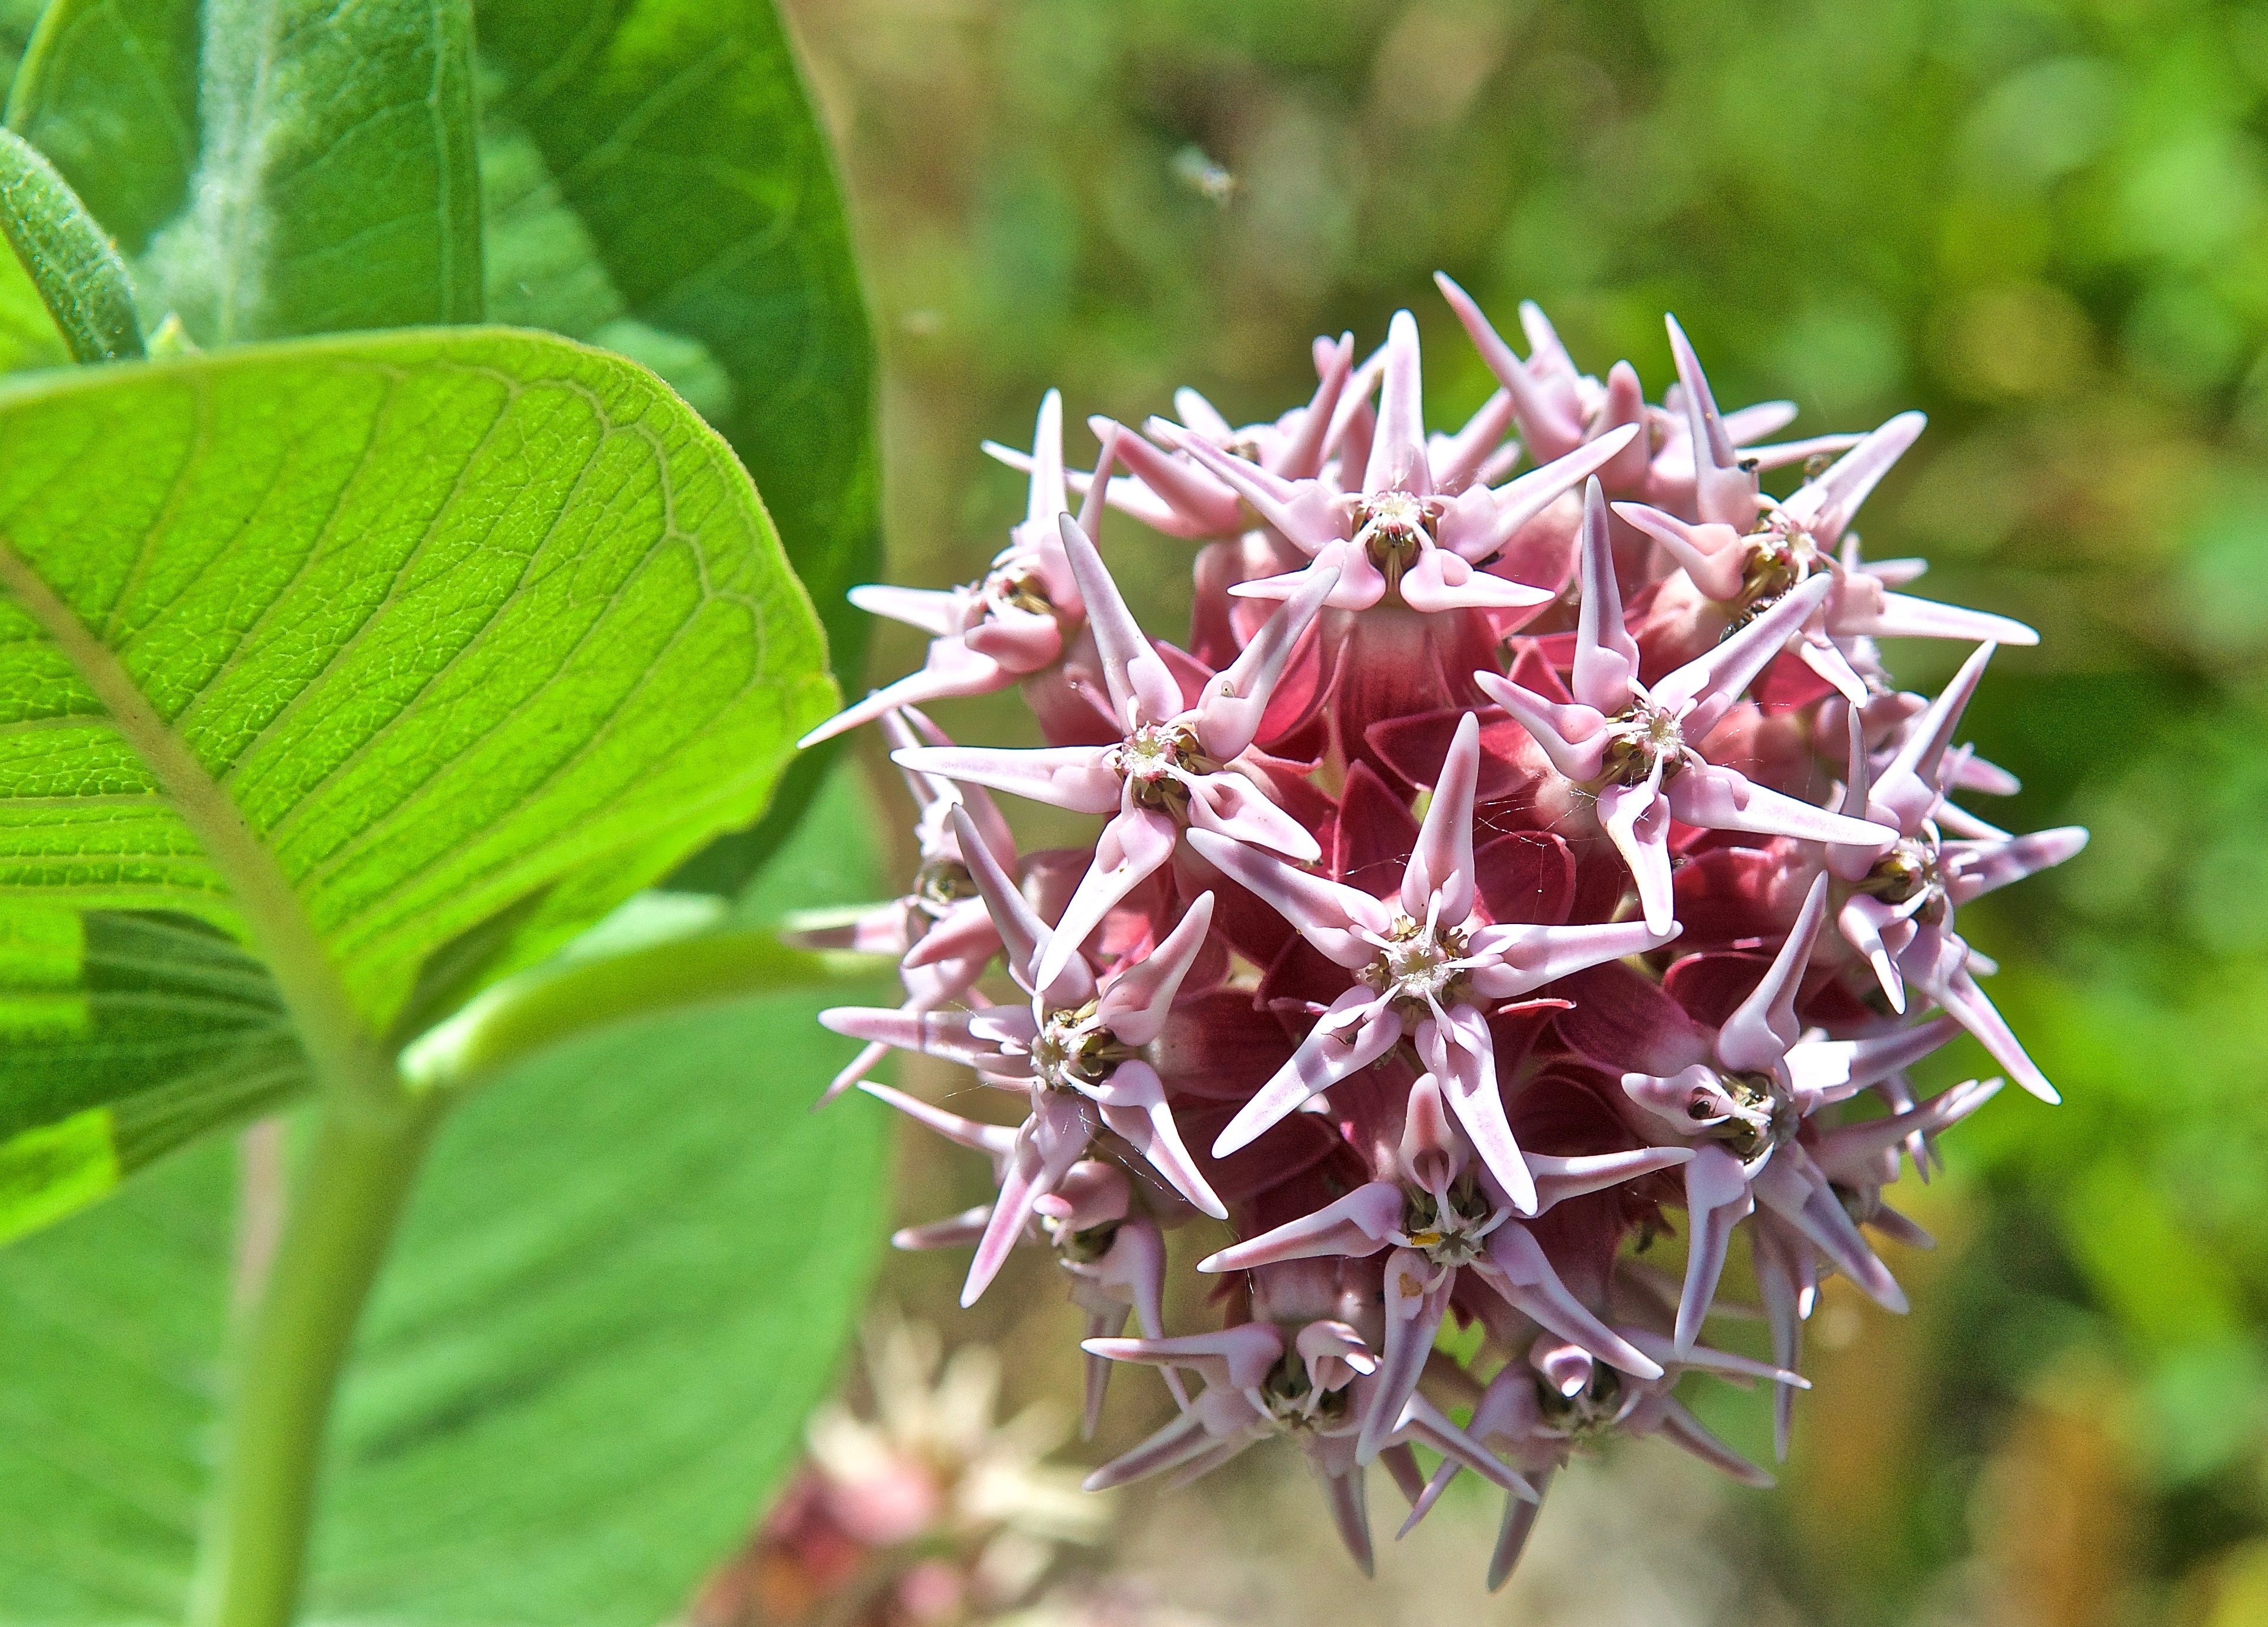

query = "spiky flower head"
[805,281,2082,1587]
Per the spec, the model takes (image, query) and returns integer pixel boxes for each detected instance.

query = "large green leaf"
[4,0,201,255]
[136,0,483,341]
[475,0,880,860]
[0,326,835,1224]
[0,972,892,1624]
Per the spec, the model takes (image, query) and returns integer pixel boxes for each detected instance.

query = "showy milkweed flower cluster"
[796,278,2087,1587]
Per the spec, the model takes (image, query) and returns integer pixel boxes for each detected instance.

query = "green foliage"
[0,125,139,359]
[476,0,879,677]
[0,2,887,1620]
[138,0,484,341]
[5,0,198,254]
[0,979,890,1625]
[0,326,835,1228]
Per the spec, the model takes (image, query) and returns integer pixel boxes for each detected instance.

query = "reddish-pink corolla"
[806,282,2082,1585]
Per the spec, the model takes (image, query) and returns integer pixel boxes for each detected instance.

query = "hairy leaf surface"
[139,0,483,340]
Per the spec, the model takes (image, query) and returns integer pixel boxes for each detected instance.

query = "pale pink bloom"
[822,808,1226,1306]
[1196,1070,1691,1462]
[1080,1310,1526,1576]
[1613,409,2039,699]
[789,707,1015,1103]
[896,515,1333,987]
[1436,276,1856,511]
[1752,1075,2003,1457]
[1616,872,1959,1350]
[802,394,1100,746]
[1189,711,1677,1209]
[1824,644,2088,1100]
[1473,480,1897,932]
[1152,310,1640,615]
[1409,1329,1806,1590]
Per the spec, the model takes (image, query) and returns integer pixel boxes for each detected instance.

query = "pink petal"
[1096,892,1216,1045]
[1435,272,1585,461]
[1663,761,1896,849]
[1212,990,1402,1157]
[1095,1058,1227,1218]
[799,638,1012,748]
[892,741,1121,815]
[1197,1182,1403,1272]
[1363,311,1433,497]
[1403,711,1480,922]
[1597,766,1675,933]
[1056,513,1182,727]
[1196,565,1339,759]
[1183,828,1391,968]
[1468,671,1610,783]
[1358,1249,1453,1463]
[1610,503,1747,602]
[1482,1222,1662,1378]
[1034,802,1180,989]
[1716,871,1829,1073]
[1673,1145,1755,1353]
[1572,479,1641,715]
[1466,917,1681,1001]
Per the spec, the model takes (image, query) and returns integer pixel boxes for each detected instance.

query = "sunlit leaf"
[0,326,835,1225]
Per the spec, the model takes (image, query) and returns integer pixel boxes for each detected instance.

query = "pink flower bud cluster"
[798,277,2087,1587]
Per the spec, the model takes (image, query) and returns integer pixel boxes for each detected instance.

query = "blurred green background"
[779,2,2268,1622]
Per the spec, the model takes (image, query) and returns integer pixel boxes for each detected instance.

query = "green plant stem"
[400,929,886,1094]
[191,1091,444,1627]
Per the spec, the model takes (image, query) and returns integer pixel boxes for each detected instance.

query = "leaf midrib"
[0,538,389,1103]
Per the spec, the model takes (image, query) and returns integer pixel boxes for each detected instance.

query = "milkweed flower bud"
[802,279,2082,1586]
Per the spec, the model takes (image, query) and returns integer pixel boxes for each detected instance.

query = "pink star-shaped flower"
[1472,479,1898,932]
[821,807,1225,1305]
[1189,710,1680,1210]
[895,513,1334,986]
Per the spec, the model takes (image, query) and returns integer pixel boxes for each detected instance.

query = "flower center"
[1361,914,1472,1012]
[1689,1069,1799,1163]
[1742,517,1820,600]
[1028,1000,1133,1092]
[1049,1216,1122,1265]
[1535,1365,1626,1441]
[911,857,979,911]
[983,567,1055,618]
[1110,723,1215,814]
[1597,699,1687,788]
[1350,492,1435,598]
[1400,1177,1497,1268]
[1855,835,1946,923]
[1257,1352,1350,1433]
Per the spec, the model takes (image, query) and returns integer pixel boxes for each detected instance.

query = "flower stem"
[190,1091,444,1627]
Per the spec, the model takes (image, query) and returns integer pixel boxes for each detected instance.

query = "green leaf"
[0,909,307,1241]
[0,985,892,1625]
[139,0,484,341]
[474,0,880,745]
[0,126,143,361]
[5,0,201,255]
[0,326,835,1214]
